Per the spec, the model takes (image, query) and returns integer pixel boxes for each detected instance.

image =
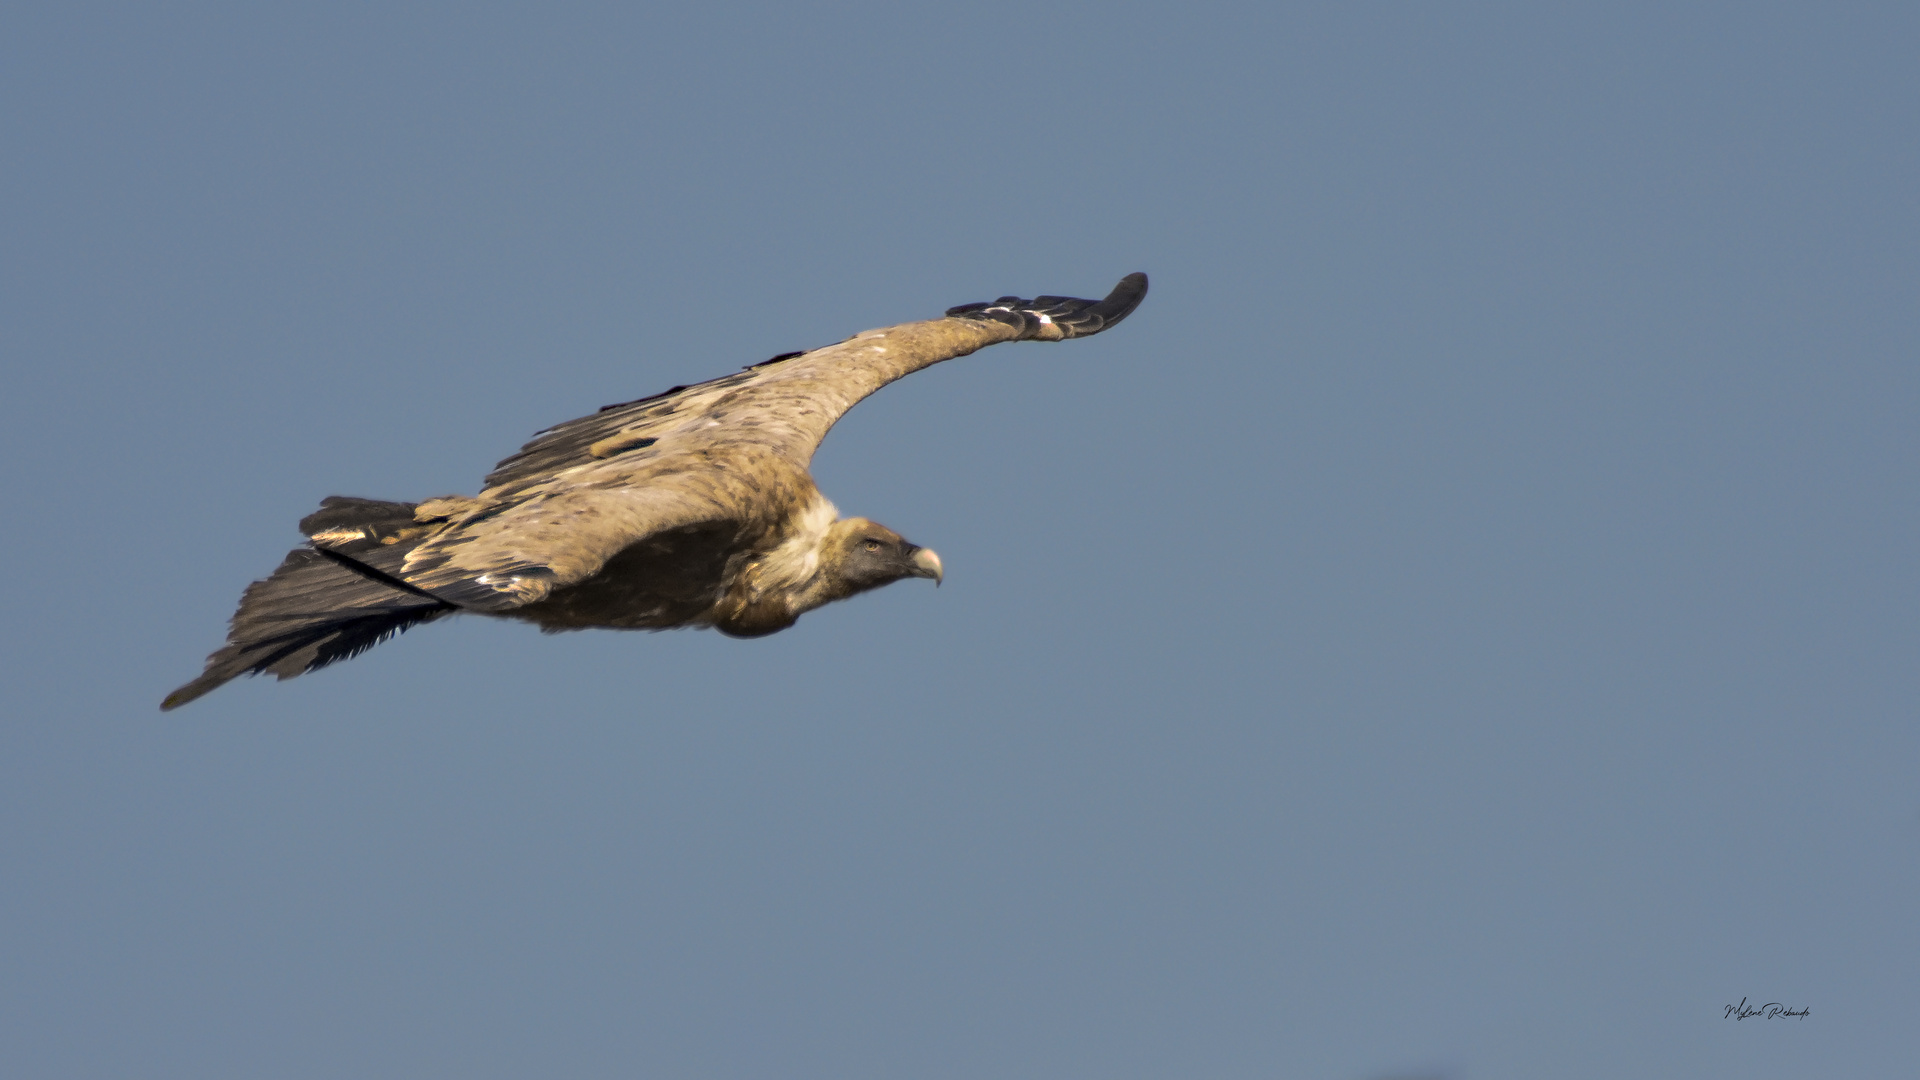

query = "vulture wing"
[397,274,1148,611]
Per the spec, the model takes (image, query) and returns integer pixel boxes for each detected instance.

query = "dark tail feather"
[162,498,456,711]
[298,495,434,553]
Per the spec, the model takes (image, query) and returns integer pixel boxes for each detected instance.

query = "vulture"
[162,273,1147,710]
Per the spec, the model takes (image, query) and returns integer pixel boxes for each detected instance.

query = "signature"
[1724,997,1809,1020]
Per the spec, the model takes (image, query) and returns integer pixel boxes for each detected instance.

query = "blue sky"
[4,4,1916,1077]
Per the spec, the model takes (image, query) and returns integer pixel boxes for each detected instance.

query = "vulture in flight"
[163,273,1147,710]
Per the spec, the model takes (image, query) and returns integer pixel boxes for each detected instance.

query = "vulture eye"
[862,539,883,552]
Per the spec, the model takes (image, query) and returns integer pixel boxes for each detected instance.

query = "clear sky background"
[3,4,1915,1078]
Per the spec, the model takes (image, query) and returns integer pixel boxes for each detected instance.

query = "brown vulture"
[162,273,1147,710]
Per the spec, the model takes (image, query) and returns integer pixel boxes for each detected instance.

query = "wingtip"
[1097,272,1149,329]
[945,272,1149,340]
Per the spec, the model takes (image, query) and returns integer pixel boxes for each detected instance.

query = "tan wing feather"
[398,274,1147,611]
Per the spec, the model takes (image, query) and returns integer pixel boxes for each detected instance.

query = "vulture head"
[713,516,942,639]
[822,518,943,596]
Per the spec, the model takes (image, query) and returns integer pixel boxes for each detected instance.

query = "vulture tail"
[161,497,458,711]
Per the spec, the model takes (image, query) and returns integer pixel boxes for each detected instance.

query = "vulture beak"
[908,546,944,586]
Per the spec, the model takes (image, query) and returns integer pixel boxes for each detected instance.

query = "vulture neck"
[714,494,844,637]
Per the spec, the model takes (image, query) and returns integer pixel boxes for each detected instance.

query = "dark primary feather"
[945,272,1148,338]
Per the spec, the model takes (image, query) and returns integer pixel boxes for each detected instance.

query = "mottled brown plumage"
[162,273,1146,710]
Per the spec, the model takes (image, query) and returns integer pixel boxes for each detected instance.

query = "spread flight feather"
[163,273,1147,710]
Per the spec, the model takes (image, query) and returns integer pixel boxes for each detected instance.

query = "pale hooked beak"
[909,546,944,586]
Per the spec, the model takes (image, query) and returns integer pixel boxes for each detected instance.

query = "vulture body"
[163,273,1147,710]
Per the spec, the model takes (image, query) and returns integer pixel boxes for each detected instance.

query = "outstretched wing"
[482,273,1148,493]
[399,273,1148,611]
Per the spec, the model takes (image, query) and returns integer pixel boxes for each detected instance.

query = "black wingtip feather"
[945,272,1148,340]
